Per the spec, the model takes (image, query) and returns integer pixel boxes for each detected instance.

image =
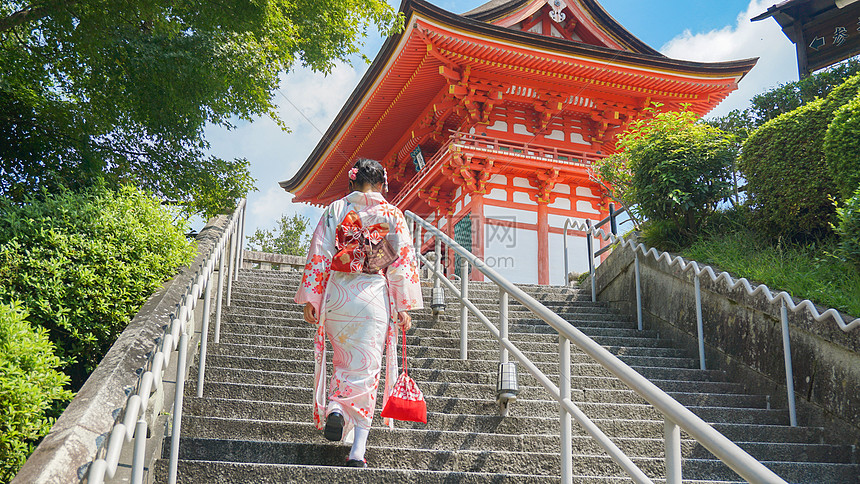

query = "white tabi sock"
[348,426,369,462]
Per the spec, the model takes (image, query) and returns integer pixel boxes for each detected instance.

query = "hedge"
[835,186,860,274]
[0,301,74,484]
[824,90,860,201]
[740,74,860,239]
[0,185,196,388]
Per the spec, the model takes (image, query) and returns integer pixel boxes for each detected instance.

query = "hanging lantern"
[431,287,446,314]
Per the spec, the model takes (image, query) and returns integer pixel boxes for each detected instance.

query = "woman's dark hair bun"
[351,158,385,188]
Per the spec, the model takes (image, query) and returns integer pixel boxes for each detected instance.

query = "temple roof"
[463,0,661,55]
[280,0,757,205]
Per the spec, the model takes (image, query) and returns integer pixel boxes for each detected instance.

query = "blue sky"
[203,0,797,237]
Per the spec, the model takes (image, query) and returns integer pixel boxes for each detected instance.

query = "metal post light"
[496,361,519,404]
[431,286,446,313]
[431,236,446,314]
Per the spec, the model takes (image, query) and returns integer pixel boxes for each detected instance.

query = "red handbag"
[381,329,427,424]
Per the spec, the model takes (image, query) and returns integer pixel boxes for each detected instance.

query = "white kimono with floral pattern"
[294,191,423,438]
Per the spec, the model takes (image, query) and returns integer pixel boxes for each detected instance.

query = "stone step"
[228,293,607,310]
[191,380,773,431]
[222,305,628,324]
[210,320,665,345]
[199,347,727,388]
[165,436,859,480]
[209,331,699,364]
[184,390,789,431]
[220,313,639,337]
[200,350,717,385]
[213,323,655,346]
[200,342,732,389]
[155,459,561,483]
[197,354,719,400]
[586,389,769,409]
[175,413,832,466]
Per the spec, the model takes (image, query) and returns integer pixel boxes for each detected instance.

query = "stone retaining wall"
[593,244,860,442]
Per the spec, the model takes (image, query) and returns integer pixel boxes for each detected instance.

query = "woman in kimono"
[294,158,423,468]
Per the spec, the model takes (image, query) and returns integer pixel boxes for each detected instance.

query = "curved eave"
[281,0,757,199]
[464,0,662,56]
[419,0,757,77]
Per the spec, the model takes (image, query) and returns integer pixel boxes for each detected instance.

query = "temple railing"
[450,130,601,168]
[407,210,788,484]
[390,131,600,206]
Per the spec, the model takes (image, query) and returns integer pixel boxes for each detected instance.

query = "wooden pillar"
[471,193,485,282]
[537,201,549,285]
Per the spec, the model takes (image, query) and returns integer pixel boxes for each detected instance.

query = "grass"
[680,231,860,317]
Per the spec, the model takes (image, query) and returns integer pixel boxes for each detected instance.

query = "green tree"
[0,0,402,216]
[589,152,641,227]
[247,213,311,256]
[614,106,735,238]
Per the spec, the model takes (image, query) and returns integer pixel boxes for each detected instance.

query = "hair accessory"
[348,167,358,180]
[383,168,389,192]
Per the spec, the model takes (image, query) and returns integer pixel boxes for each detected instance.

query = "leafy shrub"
[824,91,860,201]
[741,74,860,240]
[589,153,641,226]
[0,185,196,388]
[616,107,735,237]
[835,186,860,274]
[1,301,74,483]
[740,98,835,239]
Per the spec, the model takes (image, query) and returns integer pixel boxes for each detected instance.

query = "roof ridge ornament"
[549,0,566,23]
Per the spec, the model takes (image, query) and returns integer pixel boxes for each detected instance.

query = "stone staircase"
[154,269,860,483]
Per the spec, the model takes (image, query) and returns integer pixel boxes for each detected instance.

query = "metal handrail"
[87,199,246,484]
[569,218,860,429]
[406,210,787,484]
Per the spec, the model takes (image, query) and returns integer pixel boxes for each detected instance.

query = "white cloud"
[660,0,798,117]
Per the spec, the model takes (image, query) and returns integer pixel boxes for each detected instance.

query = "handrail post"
[214,248,226,343]
[410,219,416,256]
[499,290,509,364]
[434,236,442,289]
[131,418,147,484]
[225,229,236,306]
[586,220,595,302]
[664,417,682,484]
[694,274,706,371]
[168,329,189,484]
[609,203,618,235]
[197,273,214,397]
[563,220,570,287]
[634,250,643,331]
[560,335,573,484]
[238,203,246,275]
[780,300,798,427]
[460,259,469,360]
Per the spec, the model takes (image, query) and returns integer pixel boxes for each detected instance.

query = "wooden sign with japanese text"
[804,2,860,73]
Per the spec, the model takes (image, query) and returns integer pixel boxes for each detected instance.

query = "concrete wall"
[593,244,860,443]
[242,250,305,271]
[12,215,232,484]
